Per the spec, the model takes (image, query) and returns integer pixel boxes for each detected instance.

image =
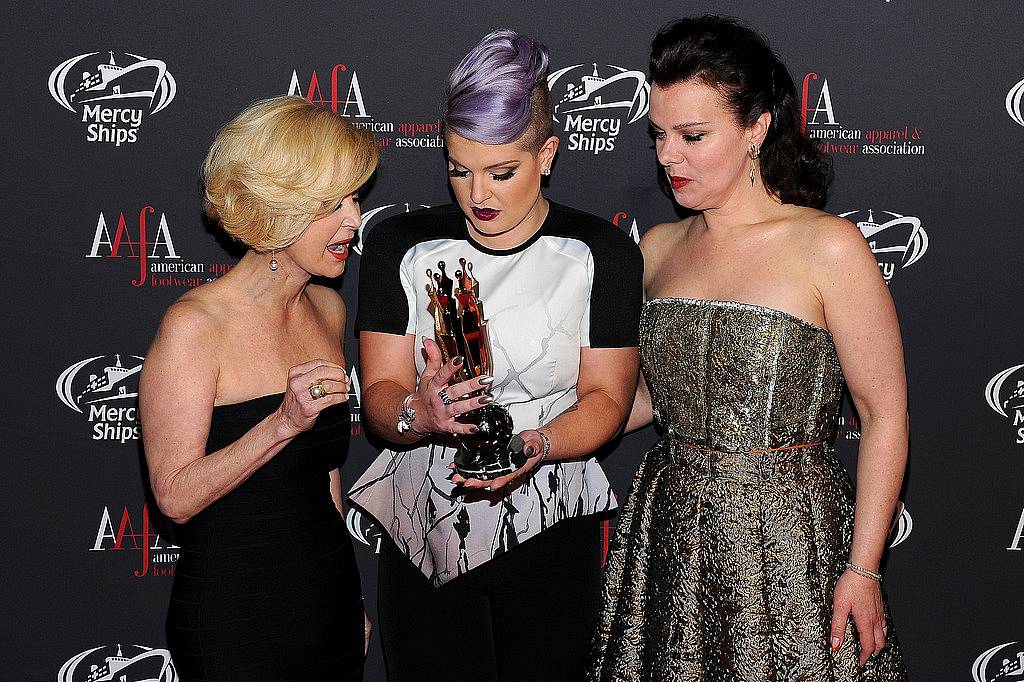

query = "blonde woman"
[139,96,377,681]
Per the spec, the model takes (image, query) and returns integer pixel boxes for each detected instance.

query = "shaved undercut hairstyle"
[443,29,554,150]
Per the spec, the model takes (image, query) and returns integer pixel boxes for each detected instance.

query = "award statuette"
[426,259,523,480]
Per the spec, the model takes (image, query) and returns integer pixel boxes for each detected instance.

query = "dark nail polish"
[525,446,536,457]
[479,376,494,385]
[480,394,494,404]
[469,426,480,433]
[453,356,464,366]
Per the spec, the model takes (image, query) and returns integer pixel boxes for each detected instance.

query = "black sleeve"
[587,225,644,348]
[354,217,414,336]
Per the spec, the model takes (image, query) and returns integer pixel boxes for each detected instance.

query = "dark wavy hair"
[650,16,832,208]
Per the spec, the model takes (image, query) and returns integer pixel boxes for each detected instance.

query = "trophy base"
[454,404,521,481]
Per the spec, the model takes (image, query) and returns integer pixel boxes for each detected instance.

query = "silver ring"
[309,382,327,400]
[437,388,453,406]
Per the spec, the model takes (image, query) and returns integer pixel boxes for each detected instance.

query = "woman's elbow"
[152,478,194,524]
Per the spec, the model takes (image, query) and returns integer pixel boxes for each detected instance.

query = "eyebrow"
[649,121,710,130]
[448,156,520,170]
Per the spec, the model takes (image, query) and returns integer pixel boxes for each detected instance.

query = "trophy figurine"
[426,258,523,480]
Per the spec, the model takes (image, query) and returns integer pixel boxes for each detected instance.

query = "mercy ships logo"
[48,51,176,145]
[57,354,143,443]
[985,364,1024,445]
[59,643,177,682]
[839,209,928,283]
[972,641,1024,681]
[547,63,649,154]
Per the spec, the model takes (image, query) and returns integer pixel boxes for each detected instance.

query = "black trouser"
[377,514,603,682]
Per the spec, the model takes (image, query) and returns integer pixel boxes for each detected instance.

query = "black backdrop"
[4,2,1024,680]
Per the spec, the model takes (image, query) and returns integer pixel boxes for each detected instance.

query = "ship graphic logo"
[887,502,913,548]
[355,203,431,256]
[986,364,1024,419]
[1007,77,1024,128]
[58,643,177,682]
[547,63,649,125]
[346,507,382,553]
[49,51,176,114]
[839,209,929,283]
[972,641,1024,682]
[56,354,144,414]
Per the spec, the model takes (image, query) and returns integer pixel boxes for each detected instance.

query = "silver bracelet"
[845,561,882,582]
[397,393,426,438]
[537,430,551,463]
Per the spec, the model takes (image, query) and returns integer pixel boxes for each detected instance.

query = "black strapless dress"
[167,394,363,681]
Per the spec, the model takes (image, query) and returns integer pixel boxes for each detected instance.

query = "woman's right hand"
[410,338,493,436]
[277,359,351,436]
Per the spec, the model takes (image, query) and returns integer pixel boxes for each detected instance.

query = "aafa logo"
[354,203,432,255]
[87,206,183,286]
[839,209,928,282]
[1007,77,1024,127]
[346,507,382,553]
[801,71,925,157]
[348,365,363,436]
[611,211,641,244]
[48,51,175,145]
[972,641,1024,681]
[59,643,177,682]
[547,63,649,154]
[287,63,369,118]
[985,364,1024,444]
[888,501,913,548]
[57,354,143,442]
[92,503,179,578]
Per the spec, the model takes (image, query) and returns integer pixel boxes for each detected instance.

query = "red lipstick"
[327,241,350,261]
[471,207,500,221]
[670,176,690,190]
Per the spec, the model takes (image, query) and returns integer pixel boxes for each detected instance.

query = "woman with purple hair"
[350,29,643,680]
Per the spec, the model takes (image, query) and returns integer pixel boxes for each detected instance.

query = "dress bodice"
[640,298,844,452]
[175,393,350,542]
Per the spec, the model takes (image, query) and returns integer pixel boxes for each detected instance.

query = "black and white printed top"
[349,202,643,585]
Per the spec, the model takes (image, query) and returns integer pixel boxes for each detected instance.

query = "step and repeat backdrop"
[4,2,1023,680]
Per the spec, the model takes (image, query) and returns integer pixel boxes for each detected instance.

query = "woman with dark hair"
[350,29,642,681]
[592,16,908,680]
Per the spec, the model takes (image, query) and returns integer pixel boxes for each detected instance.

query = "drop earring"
[269,250,279,271]
[749,144,759,186]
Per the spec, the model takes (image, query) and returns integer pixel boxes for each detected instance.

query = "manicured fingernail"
[525,446,536,457]
[479,376,494,385]
[453,356,464,366]
[479,395,494,404]
[831,637,840,651]
[469,426,480,433]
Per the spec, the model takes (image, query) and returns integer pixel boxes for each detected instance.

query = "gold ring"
[309,382,327,400]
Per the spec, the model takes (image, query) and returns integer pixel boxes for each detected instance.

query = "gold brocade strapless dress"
[592,299,907,682]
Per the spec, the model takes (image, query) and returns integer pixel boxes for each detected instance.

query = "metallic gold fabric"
[592,299,907,682]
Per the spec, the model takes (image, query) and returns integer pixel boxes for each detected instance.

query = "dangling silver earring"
[749,144,759,186]
[269,250,279,271]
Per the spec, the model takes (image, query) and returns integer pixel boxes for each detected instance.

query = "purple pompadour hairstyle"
[443,29,553,147]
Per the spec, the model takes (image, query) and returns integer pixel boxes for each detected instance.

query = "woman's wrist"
[844,561,883,582]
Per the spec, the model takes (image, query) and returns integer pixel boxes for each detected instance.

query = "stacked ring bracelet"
[845,561,882,582]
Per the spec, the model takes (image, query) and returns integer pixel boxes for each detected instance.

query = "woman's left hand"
[451,429,547,492]
[830,569,887,666]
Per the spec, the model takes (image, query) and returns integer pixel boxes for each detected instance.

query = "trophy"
[426,258,523,480]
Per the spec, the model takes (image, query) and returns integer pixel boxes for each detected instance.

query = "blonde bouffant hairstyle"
[202,96,378,251]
